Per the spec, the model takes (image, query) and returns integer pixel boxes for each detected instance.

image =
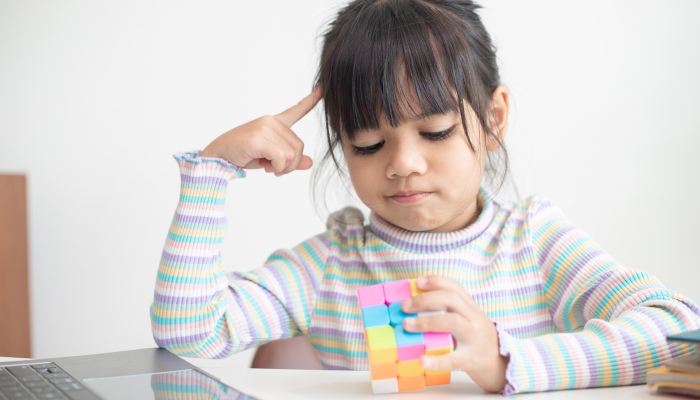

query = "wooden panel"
[0,174,31,357]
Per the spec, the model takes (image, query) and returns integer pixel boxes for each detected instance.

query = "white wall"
[0,0,698,366]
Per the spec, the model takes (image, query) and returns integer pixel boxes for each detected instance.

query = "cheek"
[431,137,484,191]
[347,158,382,199]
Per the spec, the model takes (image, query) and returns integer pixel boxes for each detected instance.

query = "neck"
[425,195,483,233]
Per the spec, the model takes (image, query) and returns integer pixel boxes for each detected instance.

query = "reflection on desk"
[151,370,255,400]
[84,369,256,400]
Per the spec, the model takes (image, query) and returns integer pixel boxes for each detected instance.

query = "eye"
[421,125,456,141]
[352,141,384,156]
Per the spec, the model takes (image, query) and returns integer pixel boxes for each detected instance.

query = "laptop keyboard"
[0,364,99,400]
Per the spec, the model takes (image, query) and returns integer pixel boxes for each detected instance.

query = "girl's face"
[342,89,508,233]
[343,104,483,233]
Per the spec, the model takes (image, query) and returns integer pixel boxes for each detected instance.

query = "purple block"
[358,284,385,308]
[424,332,453,350]
[383,279,411,304]
[397,344,424,361]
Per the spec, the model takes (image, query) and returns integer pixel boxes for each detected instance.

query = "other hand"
[401,275,509,393]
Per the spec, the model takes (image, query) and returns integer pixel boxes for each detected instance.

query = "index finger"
[274,86,323,127]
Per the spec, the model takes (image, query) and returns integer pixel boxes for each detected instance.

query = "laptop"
[0,348,256,400]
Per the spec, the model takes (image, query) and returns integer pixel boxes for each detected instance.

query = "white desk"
[0,355,664,399]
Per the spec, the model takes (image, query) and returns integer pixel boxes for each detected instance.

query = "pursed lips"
[388,191,432,204]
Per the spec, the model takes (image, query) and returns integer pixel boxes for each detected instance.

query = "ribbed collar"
[368,188,495,253]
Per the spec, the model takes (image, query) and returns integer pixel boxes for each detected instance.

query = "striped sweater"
[151,151,700,395]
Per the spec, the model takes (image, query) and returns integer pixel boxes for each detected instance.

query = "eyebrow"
[409,112,444,121]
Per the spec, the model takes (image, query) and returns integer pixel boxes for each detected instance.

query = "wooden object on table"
[0,174,31,357]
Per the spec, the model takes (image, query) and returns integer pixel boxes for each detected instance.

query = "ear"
[485,85,509,151]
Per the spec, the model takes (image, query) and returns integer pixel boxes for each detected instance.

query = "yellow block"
[369,347,398,365]
[365,326,396,350]
[425,347,452,375]
[425,368,451,376]
[397,360,424,377]
[426,346,452,356]
[409,279,423,297]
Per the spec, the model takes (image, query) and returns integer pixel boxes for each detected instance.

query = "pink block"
[383,279,412,303]
[358,284,386,308]
[424,332,453,350]
[397,344,424,361]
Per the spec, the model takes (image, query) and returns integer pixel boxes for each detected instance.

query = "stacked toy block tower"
[357,278,454,394]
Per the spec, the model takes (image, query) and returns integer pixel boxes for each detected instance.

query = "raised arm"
[151,88,327,358]
[497,196,700,395]
[150,152,329,358]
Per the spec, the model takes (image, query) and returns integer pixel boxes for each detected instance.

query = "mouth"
[388,191,432,204]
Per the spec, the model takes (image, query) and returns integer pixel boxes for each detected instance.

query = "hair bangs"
[319,0,472,143]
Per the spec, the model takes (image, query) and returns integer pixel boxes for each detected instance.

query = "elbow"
[150,306,238,358]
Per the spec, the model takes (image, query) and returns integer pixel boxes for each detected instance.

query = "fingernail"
[404,318,416,329]
[416,276,427,288]
[421,356,433,369]
[402,298,412,310]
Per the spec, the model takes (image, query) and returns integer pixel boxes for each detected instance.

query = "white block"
[418,310,445,317]
[371,378,399,394]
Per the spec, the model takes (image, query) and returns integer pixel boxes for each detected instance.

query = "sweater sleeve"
[496,196,700,395]
[150,151,329,358]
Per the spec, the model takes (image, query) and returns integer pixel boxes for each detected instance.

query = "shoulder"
[325,206,367,244]
[484,193,571,243]
[492,193,566,226]
[325,206,365,229]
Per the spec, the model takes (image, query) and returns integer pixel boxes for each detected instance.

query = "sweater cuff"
[495,321,520,396]
[174,150,246,181]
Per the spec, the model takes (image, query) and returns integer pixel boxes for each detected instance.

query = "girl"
[151,0,700,395]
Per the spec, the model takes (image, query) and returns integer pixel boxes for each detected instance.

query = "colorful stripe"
[151,151,700,395]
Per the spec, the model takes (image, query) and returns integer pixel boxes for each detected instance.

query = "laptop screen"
[83,369,256,400]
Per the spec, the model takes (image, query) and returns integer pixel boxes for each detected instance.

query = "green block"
[366,326,396,350]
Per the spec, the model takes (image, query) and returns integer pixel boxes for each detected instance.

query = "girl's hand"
[200,86,322,176]
[401,276,509,393]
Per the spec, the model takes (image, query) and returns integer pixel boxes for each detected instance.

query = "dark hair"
[312,0,508,212]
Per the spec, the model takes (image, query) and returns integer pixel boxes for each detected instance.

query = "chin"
[387,210,442,232]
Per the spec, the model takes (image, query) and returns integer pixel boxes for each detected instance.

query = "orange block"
[398,375,426,392]
[369,347,398,365]
[371,362,398,380]
[425,372,451,386]
[397,360,424,377]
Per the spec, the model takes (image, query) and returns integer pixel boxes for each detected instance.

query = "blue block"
[362,304,390,328]
[388,302,416,326]
[394,325,424,347]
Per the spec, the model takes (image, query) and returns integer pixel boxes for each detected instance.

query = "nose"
[385,140,428,179]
